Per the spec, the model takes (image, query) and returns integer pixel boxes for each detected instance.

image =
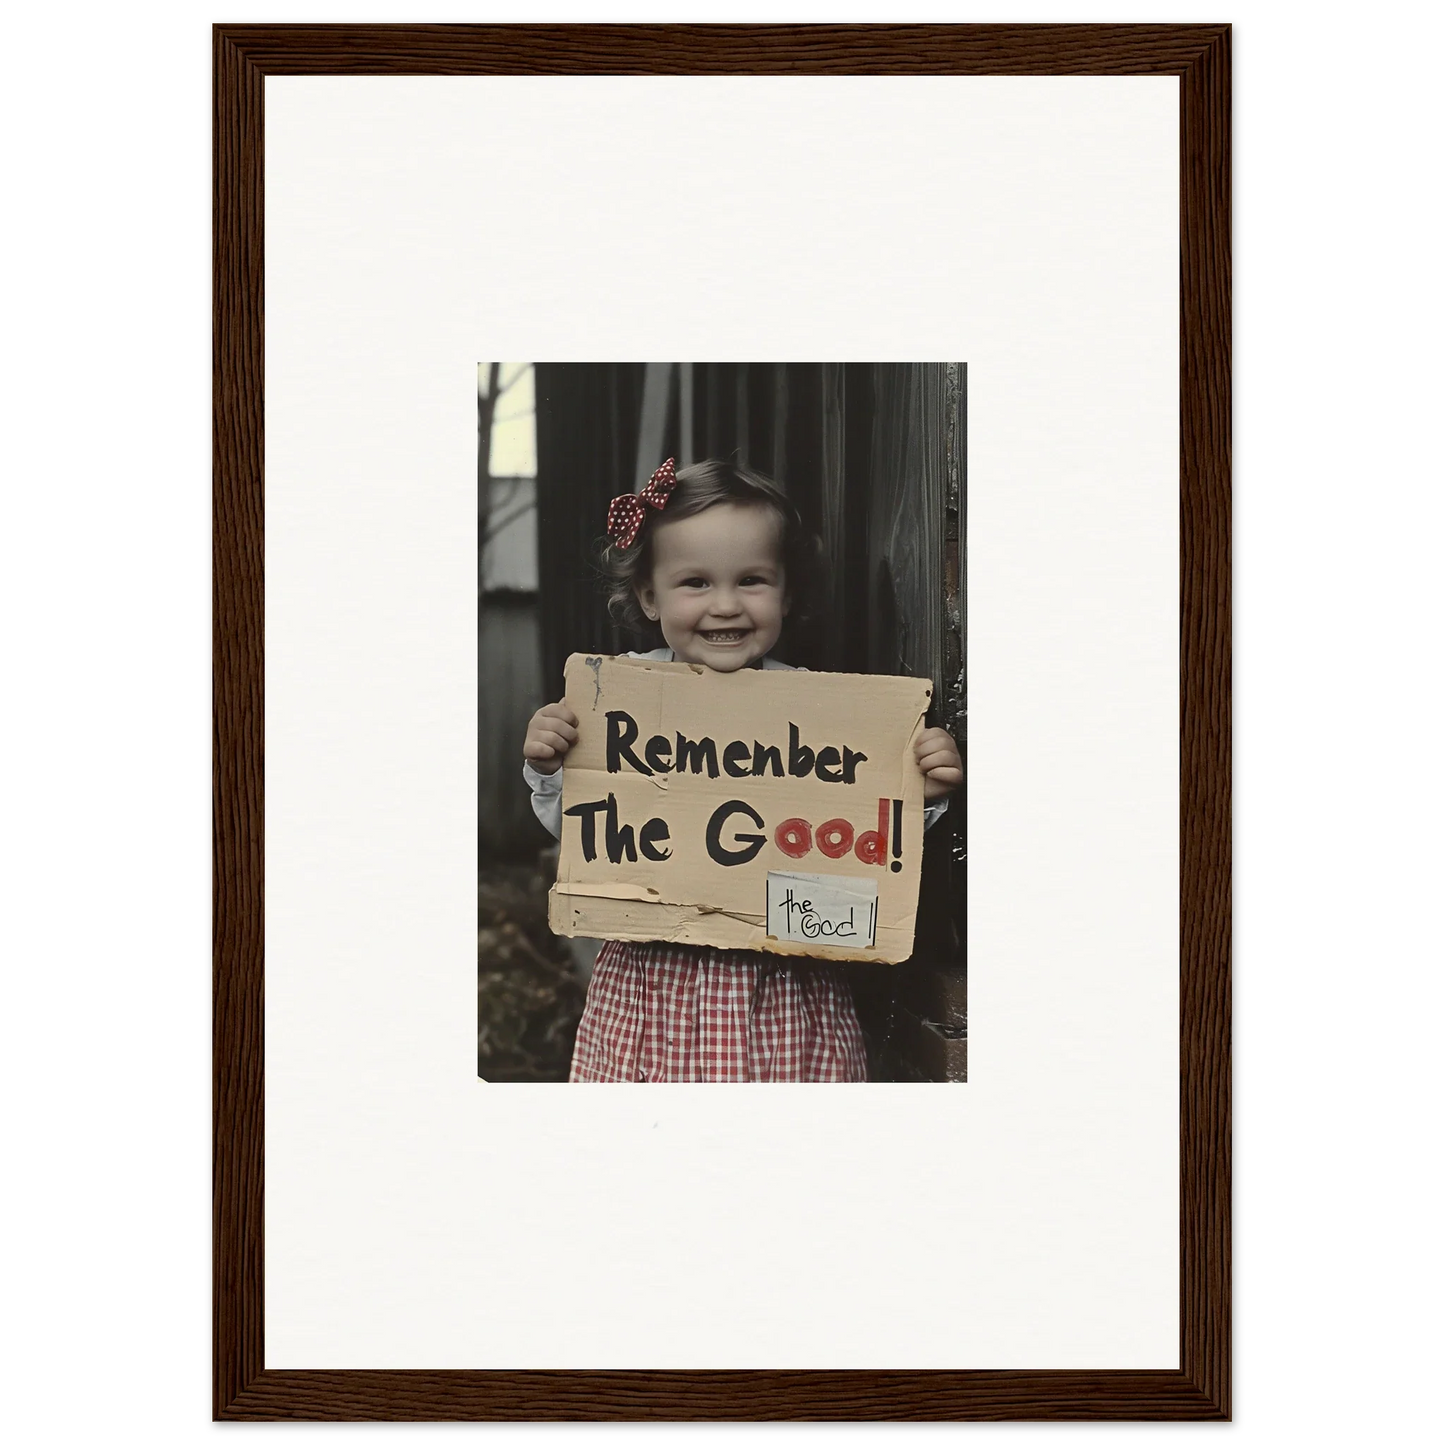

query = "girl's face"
[636,502,789,672]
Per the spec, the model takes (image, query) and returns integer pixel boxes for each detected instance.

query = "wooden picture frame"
[215,23,1229,1421]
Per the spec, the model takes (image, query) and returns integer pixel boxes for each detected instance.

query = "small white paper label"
[766,871,879,950]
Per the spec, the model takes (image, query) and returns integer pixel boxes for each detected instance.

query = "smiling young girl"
[523,458,962,1082]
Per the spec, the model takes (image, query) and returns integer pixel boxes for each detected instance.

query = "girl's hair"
[600,458,819,639]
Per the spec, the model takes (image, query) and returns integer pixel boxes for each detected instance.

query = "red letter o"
[774,817,813,858]
[815,819,855,859]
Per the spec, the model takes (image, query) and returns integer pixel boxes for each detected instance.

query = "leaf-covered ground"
[477,859,585,1082]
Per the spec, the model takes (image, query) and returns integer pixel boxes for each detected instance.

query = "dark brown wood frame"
[215,23,1230,1422]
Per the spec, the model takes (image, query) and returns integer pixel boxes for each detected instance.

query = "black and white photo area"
[477,362,967,1083]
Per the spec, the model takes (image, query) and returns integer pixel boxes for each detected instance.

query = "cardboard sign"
[548,654,933,963]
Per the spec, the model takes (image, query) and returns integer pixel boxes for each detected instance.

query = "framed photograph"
[215,23,1229,1421]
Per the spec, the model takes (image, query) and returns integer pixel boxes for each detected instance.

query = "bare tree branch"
[481,364,527,402]
[480,364,538,592]
[482,495,536,549]
[478,361,501,594]
[487,476,525,521]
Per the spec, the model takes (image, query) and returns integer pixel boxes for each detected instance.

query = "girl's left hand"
[915,727,962,802]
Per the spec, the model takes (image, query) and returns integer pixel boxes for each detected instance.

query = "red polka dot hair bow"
[605,457,678,549]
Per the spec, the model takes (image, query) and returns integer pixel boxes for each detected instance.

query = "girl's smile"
[636,503,789,672]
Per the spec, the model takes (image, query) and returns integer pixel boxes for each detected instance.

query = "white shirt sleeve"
[522,759,564,839]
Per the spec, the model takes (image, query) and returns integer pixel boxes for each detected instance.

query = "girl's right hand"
[523,701,579,775]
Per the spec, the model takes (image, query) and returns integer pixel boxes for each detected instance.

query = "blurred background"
[478,362,967,1081]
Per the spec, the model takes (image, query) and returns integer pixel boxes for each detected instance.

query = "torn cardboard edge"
[547,889,915,963]
[549,654,932,964]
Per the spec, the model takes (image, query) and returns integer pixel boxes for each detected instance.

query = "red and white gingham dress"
[569,940,868,1083]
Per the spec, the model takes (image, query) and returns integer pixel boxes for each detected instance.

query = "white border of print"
[263,74,1178,1369]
